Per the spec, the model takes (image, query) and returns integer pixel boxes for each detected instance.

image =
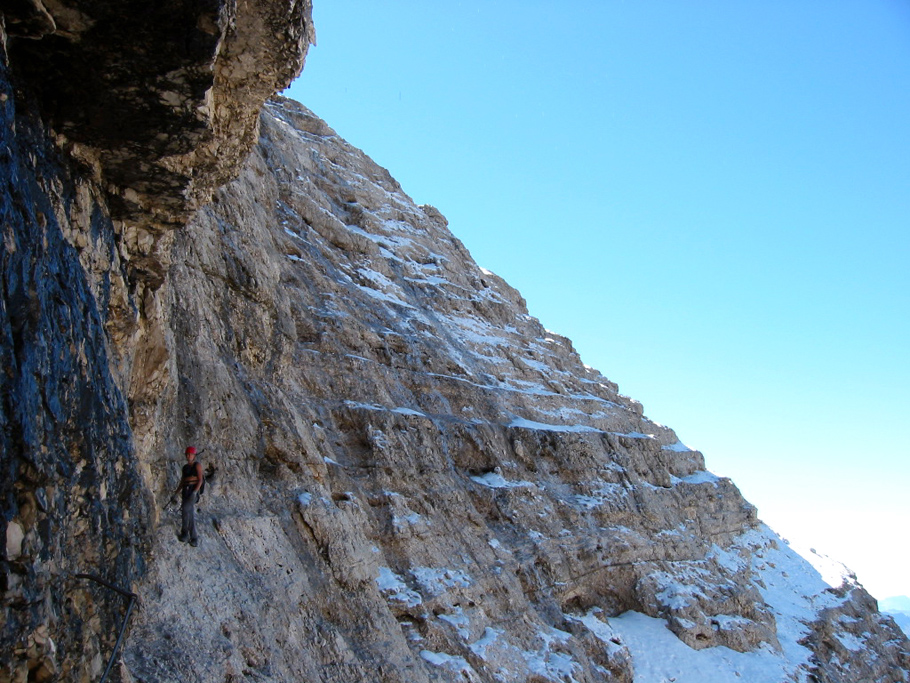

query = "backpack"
[199,463,216,499]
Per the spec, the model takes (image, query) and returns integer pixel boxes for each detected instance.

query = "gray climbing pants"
[181,488,198,542]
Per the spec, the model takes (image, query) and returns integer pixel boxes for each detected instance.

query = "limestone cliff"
[113,98,907,683]
[1,4,908,683]
[0,2,312,680]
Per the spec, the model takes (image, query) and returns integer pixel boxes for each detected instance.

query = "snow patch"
[470,471,534,489]
[376,567,422,608]
[673,470,721,486]
[438,607,471,640]
[508,416,602,433]
[343,400,426,418]
[411,567,472,597]
[392,511,426,532]
[469,627,502,659]
[283,227,305,241]
[787,542,856,590]
[570,610,627,657]
[663,440,694,452]
[609,524,860,682]
[833,631,865,652]
[611,611,794,683]
[419,650,474,675]
[392,406,426,417]
[574,481,626,509]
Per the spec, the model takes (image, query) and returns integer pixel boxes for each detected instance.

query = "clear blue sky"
[285,1,910,599]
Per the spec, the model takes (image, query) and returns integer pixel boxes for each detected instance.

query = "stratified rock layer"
[116,99,908,682]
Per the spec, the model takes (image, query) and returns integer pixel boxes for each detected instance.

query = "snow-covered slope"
[613,526,902,682]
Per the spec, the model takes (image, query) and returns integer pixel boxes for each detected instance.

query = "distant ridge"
[881,597,910,638]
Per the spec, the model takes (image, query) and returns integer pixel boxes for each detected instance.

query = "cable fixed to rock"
[74,573,139,683]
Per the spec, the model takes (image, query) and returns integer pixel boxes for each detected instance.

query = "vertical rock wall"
[0,3,312,680]
[0,35,149,682]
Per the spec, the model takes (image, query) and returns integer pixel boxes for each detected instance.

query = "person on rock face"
[173,446,204,547]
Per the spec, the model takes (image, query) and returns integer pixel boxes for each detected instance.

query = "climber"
[172,446,204,547]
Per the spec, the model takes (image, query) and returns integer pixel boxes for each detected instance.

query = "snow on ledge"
[343,400,427,418]
[376,567,422,608]
[663,440,695,452]
[610,611,792,683]
[508,416,602,433]
[470,471,534,489]
[420,650,474,675]
[672,471,722,486]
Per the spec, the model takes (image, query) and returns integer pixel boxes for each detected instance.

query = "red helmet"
[185,446,197,455]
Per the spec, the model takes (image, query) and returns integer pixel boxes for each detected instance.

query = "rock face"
[116,99,906,682]
[7,0,314,227]
[0,3,312,681]
[0,31,148,683]
[0,5,908,683]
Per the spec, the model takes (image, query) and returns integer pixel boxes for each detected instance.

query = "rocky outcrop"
[0,4,312,681]
[802,588,910,682]
[6,0,314,229]
[0,4,907,682]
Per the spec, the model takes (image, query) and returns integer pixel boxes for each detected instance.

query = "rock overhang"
[5,0,315,227]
